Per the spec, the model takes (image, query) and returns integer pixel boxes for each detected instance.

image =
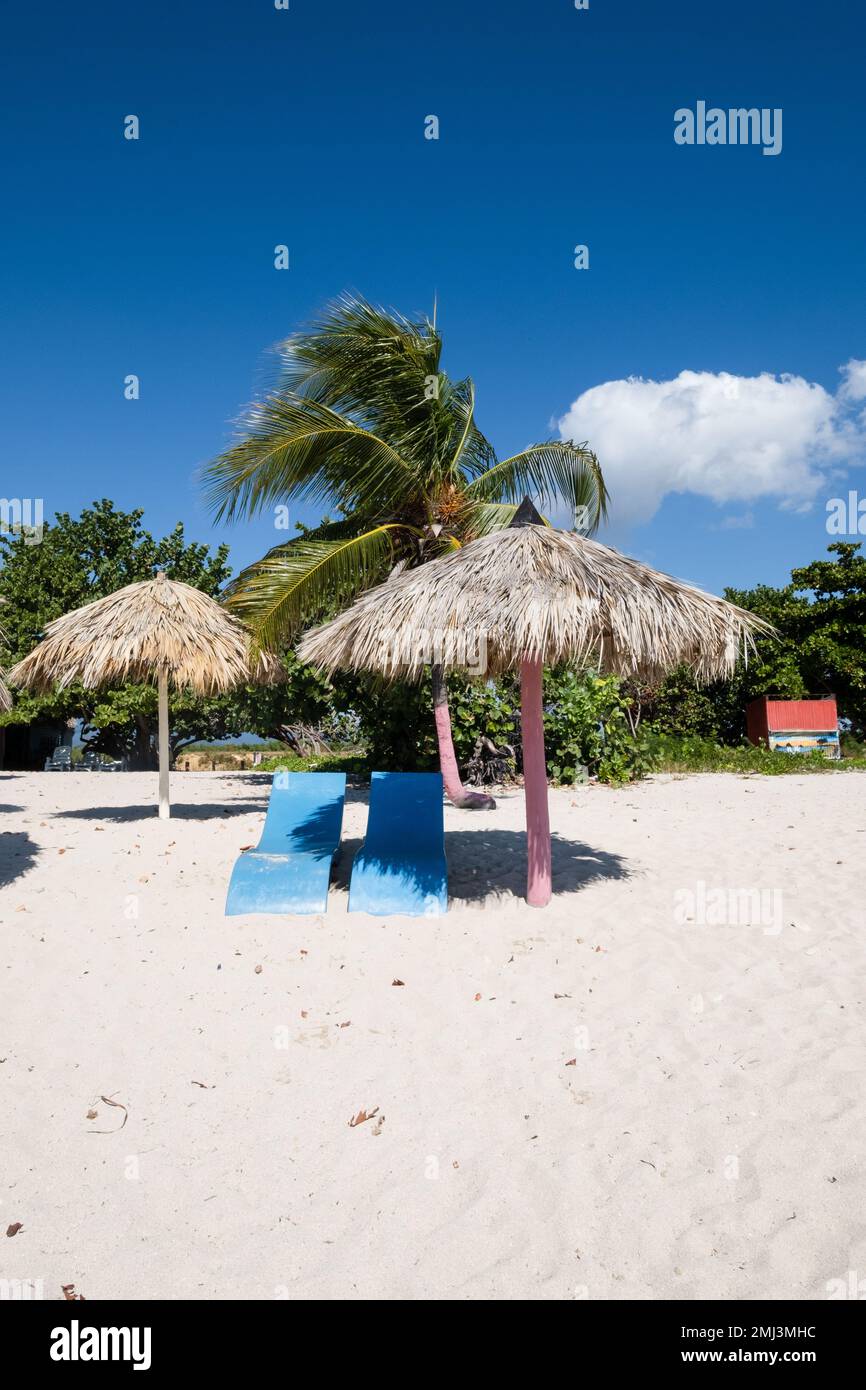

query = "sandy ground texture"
[1,768,864,1302]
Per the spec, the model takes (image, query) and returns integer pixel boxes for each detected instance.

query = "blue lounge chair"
[225,771,346,916]
[349,772,448,917]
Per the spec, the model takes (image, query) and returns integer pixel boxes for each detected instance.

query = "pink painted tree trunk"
[520,656,552,906]
[431,664,496,810]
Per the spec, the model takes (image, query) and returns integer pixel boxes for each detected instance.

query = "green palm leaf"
[224,523,408,648]
[465,441,608,533]
[204,295,609,641]
[203,395,417,523]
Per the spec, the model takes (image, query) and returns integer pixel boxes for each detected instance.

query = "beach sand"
[1,768,863,1301]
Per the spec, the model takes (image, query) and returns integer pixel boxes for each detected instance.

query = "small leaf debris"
[87,1095,129,1133]
[348,1106,379,1128]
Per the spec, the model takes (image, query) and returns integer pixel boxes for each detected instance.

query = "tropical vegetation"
[201,295,608,805]
[1,516,864,784]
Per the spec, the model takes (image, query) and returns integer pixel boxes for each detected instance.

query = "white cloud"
[839,358,866,402]
[556,363,866,527]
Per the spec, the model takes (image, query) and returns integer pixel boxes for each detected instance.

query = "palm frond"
[464,501,522,536]
[224,523,408,648]
[275,295,444,453]
[202,395,416,522]
[465,441,609,532]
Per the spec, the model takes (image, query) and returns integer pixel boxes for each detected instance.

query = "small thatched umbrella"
[9,572,270,818]
[298,499,772,907]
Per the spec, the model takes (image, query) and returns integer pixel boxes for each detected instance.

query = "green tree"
[644,542,866,743]
[0,501,236,766]
[202,294,607,806]
[781,542,866,735]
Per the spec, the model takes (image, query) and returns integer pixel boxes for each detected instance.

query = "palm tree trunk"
[431,663,495,810]
[157,668,171,820]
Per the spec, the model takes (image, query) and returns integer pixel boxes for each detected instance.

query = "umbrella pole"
[520,657,551,907]
[157,669,170,820]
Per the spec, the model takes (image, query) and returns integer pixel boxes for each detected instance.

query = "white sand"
[1,768,864,1301]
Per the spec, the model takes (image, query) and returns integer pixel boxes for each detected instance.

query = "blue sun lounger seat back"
[225,771,346,915]
[349,772,448,917]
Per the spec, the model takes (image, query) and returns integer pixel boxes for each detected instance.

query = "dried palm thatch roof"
[9,572,275,695]
[298,522,774,684]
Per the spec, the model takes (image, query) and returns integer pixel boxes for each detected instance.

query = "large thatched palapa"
[299,517,769,685]
[299,501,773,907]
[10,572,270,818]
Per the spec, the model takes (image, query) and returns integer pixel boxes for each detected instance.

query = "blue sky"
[3,0,865,596]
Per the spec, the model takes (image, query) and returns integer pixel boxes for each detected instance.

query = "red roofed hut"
[746,696,840,759]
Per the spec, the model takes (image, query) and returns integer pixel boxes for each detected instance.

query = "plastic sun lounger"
[225,771,347,916]
[45,747,72,771]
[349,772,448,917]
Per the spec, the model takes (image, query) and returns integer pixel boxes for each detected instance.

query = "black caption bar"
[2,1299,862,1375]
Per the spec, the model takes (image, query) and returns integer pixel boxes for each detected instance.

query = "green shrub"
[646,732,865,775]
[543,669,655,785]
[257,750,370,777]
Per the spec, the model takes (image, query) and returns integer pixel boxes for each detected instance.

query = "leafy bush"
[317,707,364,749]
[343,667,659,786]
[543,669,655,785]
[257,750,369,777]
[646,732,865,775]
[448,678,520,774]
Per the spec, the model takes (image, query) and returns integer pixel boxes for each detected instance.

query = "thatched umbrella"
[9,572,270,818]
[298,499,772,907]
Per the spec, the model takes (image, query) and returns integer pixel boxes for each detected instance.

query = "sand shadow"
[210,772,274,788]
[0,831,39,886]
[330,828,629,903]
[52,801,269,823]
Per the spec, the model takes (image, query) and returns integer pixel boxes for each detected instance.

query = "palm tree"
[203,295,608,808]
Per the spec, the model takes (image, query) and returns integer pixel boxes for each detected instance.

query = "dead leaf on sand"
[254,964,263,974]
[87,1094,129,1133]
[6,1223,23,1238]
[239,844,254,852]
[62,1284,85,1301]
[85,1108,98,1120]
[391,979,405,987]
[191,1081,213,1089]
[565,1058,577,1067]
[348,1107,379,1128]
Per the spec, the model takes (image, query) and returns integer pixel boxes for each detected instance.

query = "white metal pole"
[158,668,170,820]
